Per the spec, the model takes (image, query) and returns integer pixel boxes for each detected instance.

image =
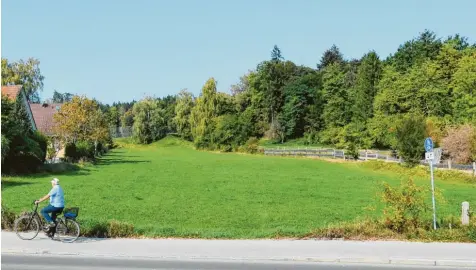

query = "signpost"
[425,137,437,230]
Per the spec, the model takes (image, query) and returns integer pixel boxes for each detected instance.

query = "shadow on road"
[72,237,109,244]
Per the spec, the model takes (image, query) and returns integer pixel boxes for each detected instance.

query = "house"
[29,103,62,136]
[1,85,37,131]
[2,85,65,162]
[29,103,65,162]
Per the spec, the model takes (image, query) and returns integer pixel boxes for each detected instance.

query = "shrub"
[238,137,259,154]
[380,178,431,233]
[31,131,48,163]
[75,141,95,160]
[64,142,77,161]
[318,127,341,146]
[212,114,240,152]
[107,220,135,238]
[442,124,476,164]
[1,204,17,230]
[81,220,108,238]
[303,129,319,145]
[395,114,426,166]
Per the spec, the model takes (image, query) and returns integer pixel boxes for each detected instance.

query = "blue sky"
[2,0,475,104]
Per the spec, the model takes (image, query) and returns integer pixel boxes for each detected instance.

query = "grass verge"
[2,136,475,241]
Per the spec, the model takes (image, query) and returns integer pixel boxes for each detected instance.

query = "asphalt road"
[1,254,469,270]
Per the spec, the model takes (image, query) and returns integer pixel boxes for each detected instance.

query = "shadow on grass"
[103,152,141,158]
[1,163,92,179]
[39,163,92,177]
[1,180,34,190]
[96,158,151,166]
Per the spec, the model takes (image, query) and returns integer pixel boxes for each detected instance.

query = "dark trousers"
[41,204,63,223]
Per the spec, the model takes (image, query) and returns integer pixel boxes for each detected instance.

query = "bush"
[239,137,259,154]
[76,141,95,159]
[107,220,135,238]
[31,131,48,163]
[79,219,135,238]
[1,204,17,230]
[303,129,319,145]
[81,220,109,238]
[318,127,341,146]
[64,142,77,161]
[395,114,426,166]
[2,133,47,174]
[442,124,476,164]
[380,178,432,233]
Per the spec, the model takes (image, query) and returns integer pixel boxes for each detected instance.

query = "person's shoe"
[48,222,56,228]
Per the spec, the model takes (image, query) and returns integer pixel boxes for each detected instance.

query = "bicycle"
[13,201,81,243]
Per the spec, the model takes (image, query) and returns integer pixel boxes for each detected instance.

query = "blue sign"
[425,137,434,152]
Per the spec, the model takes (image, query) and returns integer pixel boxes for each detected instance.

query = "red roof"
[29,103,62,135]
[1,85,23,100]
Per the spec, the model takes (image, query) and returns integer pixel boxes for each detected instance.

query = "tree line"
[2,30,476,172]
[123,30,475,165]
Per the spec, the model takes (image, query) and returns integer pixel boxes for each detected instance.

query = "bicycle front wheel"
[56,218,80,243]
[14,215,40,240]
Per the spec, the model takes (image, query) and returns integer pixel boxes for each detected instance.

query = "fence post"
[462,202,470,226]
[473,162,476,177]
[448,160,452,170]
[365,150,368,161]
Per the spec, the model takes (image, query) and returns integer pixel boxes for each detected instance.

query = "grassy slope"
[2,137,475,238]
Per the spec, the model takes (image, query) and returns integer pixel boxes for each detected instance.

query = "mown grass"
[2,136,475,239]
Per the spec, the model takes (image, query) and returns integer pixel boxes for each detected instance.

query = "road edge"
[3,248,476,268]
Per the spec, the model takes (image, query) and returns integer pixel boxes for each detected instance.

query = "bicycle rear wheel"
[56,218,80,243]
[14,215,40,240]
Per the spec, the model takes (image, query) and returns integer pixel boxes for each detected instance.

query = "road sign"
[425,137,434,152]
[425,137,437,230]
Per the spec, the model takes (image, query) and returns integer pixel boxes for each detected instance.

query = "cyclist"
[35,178,65,229]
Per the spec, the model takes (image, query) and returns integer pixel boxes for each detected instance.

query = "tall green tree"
[190,78,220,147]
[352,51,382,123]
[387,30,442,73]
[1,58,45,103]
[51,90,74,103]
[317,44,344,70]
[322,63,350,128]
[174,89,194,140]
[451,52,476,123]
[132,98,166,144]
[281,72,321,139]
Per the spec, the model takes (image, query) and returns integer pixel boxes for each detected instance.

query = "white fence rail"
[263,147,476,175]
